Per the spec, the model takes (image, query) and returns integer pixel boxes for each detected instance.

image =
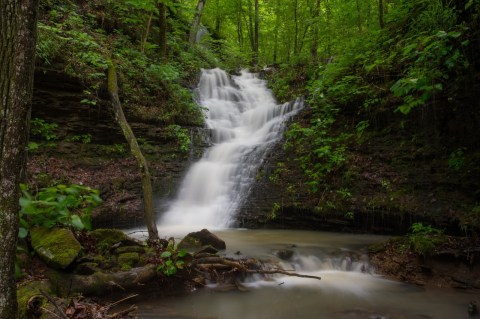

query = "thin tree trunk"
[379,0,384,29]
[253,0,259,66]
[158,2,167,59]
[140,12,154,53]
[294,0,299,55]
[247,0,254,52]
[189,0,207,45]
[0,1,39,318]
[107,60,159,242]
[356,0,363,32]
[310,0,321,62]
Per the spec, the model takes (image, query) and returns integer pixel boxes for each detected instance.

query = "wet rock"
[194,245,219,255]
[30,227,82,270]
[74,262,101,275]
[275,249,294,260]
[117,252,140,269]
[89,228,127,252]
[114,245,145,254]
[178,229,226,251]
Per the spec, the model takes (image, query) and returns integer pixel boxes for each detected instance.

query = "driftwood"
[192,255,321,283]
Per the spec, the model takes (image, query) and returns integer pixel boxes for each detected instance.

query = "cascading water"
[160,68,302,228]
[135,69,471,319]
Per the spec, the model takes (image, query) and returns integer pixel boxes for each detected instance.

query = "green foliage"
[19,184,102,237]
[407,222,446,256]
[31,118,58,142]
[448,147,466,171]
[269,202,281,220]
[390,29,468,114]
[355,120,369,143]
[98,143,127,155]
[68,134,92,144]
[284,108,348,193]
[164,125,191,153]
[157,241,189,277]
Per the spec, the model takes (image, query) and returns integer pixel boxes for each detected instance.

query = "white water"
[135,230,475,319]
[134,70,476,318]
[159,68,302,229]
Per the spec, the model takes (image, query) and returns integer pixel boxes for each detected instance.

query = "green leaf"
[177,249,187,258]
[175,260,185,269]
[160,251,172,258]
[70,214,85,230]
[18,227,28,239]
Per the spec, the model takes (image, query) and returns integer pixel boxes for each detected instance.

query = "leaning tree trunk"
[107,60,159,242]
[189,0,207,45]
[0,1,39,318]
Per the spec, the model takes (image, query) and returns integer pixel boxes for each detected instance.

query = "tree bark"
[253,0,259,66]
[107,61,159,242]
[189,0,207,45]
[293,0,299,55]
[0,1,39,318]
[158,1,167,59]
[140,12,154,53]
[356,0,363,32]
[310,0,321,62]
[378,0,384,29]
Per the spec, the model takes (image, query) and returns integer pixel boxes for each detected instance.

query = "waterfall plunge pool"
[131,229,476,319]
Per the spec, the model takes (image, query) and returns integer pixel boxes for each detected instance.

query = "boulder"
[30,227,82,270]
[178,229,226,251]
[89,228,127,252]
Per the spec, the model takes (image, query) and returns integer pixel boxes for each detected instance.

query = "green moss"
[17,281,52,319]
[30,227,82,269]
[177,236,202,250]
[89,228,127,253]
[117,252,139,268]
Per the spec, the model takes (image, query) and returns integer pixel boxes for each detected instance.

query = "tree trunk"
[0,1,39,318]
[158,2,167,59]
[356,0,363,32]
[189,0,207,45]
[140,12,154,53]
[310,0,321,62]
[379,0,384,29]
[294,0,299,55]
[253,0,259,66]
[107,61,159,242]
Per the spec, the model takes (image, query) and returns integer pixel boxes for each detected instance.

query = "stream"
[134,69,475,318]
[135,229,474,319]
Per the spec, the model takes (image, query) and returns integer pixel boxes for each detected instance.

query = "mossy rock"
[178,229,226,251]
[17,280,52,319]
[114,245,145,255]
[30,227,82,270]
[89,228,127,253]
[117,252,140,268]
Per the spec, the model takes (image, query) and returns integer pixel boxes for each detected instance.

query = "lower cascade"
[159,68,303,228]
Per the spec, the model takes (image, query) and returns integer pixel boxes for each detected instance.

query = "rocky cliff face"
[29,69,209,229]
[237,109,479,235]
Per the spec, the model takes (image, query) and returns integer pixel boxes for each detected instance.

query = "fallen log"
[192,256,321,281]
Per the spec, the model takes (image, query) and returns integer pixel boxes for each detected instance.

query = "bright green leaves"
[407,222,446,256]
[19,184,102,238]
[157,241,190,277]
[390,29,469,114]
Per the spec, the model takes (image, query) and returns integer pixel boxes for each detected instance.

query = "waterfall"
[159,68,303,228]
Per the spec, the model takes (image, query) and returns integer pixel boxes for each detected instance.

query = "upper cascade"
[159,68,303,228]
